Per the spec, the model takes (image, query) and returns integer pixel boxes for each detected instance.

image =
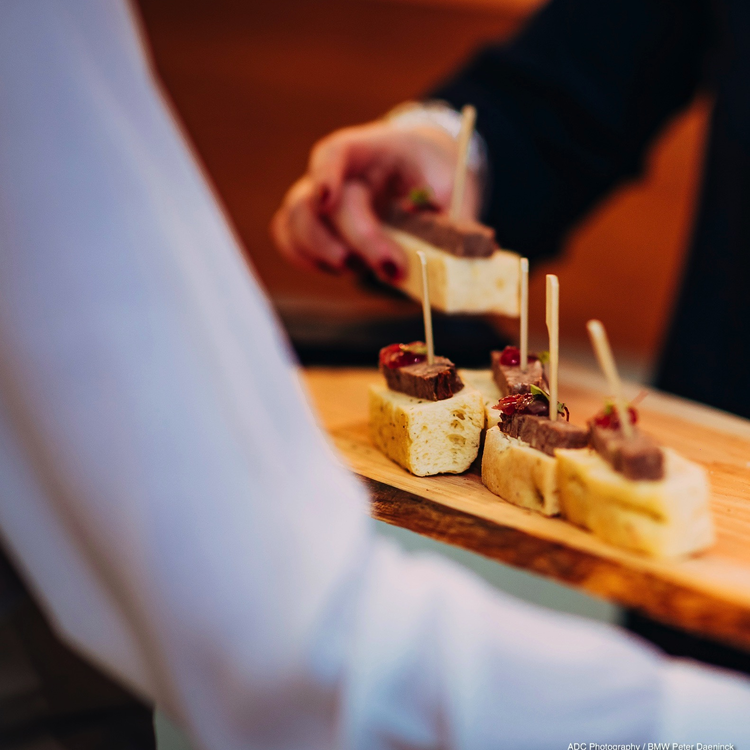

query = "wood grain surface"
[304,367,750,650]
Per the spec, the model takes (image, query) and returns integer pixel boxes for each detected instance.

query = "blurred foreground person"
[1,2,749,749]
[273,0,750,418]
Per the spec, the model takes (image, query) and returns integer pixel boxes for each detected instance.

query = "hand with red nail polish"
[343,252,368,275]
[271,176,350,275]
[270,116,481,283]
[380,260,401,282]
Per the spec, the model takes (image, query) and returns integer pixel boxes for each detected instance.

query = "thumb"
[309,124,428,214]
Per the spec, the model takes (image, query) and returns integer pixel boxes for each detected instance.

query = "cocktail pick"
[417,250,434,364]
[546,274,559,421]
[586,319,633,439]
[449,104,477,222]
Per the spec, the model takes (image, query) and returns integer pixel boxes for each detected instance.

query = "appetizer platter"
[303,105,750,649]
[305,365,750,651]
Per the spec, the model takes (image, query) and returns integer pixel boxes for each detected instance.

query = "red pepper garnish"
[379,341,428,370]
[496,394,527,415]
[493,387,569,421]
[493,393,549,418]
[593,403,638,430]
[498,345,539,367]
[499,346,521,367]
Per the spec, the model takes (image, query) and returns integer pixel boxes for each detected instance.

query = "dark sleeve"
[432,0,715,260]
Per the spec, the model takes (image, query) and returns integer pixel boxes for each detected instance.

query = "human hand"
[270,118,481,282]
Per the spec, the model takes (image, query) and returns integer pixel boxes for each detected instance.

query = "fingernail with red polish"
[380,260,401,281]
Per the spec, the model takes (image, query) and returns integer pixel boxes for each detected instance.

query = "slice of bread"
[384,227,520,316]
[458,369,502,429]
[481,427,560,516]
[369,384,485,476]
[557,448,714,558]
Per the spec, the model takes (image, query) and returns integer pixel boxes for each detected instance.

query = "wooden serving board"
[303,366,750,650]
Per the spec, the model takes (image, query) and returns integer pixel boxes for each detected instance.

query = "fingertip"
[379,258,404,283]
[380,235,407,281]
[309,149,345,214]
[269,209,291,257]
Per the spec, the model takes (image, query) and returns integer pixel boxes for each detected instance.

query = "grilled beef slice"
[491,351,548,396]
[589,424,664,480]
[382,357,464,401]
[500,414,590,456]
[386,206,496,258]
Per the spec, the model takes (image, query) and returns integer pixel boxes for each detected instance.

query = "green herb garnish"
[409,187,433,207]
[529,384,548,399]
[529,384,567,417]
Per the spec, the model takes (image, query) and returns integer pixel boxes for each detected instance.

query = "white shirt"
[0,2,747,748]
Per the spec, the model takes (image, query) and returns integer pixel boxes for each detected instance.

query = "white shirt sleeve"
[0,2,747,749]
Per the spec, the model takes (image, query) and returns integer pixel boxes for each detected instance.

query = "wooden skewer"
[586,319,633,439]
[449,104,477,221]
[520,257,529,372]
[417,250,435,364]
[545,275,559,421]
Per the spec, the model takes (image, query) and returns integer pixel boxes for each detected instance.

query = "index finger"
[309,126,424,213]
[331,180,406,282]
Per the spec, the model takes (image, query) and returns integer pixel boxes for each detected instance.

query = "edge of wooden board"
[305,367,750,649]
[331,419,750,650]
[362,475,750,652]
[333,421,750,600]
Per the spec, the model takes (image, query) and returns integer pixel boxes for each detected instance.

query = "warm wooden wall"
[135,0,710,364]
